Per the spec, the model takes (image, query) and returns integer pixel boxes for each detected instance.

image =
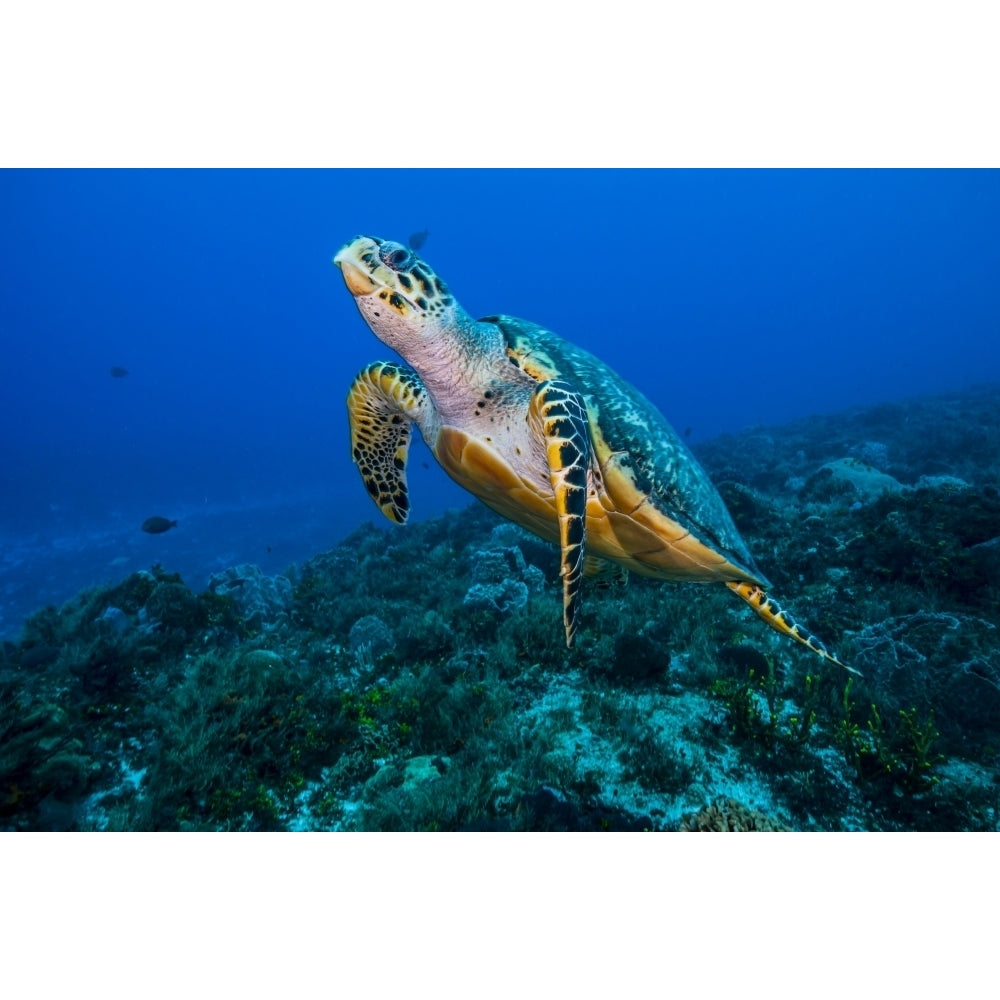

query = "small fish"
[110,366,130,378]
[683,427,692,438]
[141,516,177,534]
[408,229,429,251]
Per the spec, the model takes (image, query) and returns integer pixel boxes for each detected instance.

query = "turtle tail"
[726,581,860,676]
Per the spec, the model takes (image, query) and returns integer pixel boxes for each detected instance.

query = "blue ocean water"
[2,169,999,638]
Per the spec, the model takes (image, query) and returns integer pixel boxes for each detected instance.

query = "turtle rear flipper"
[726,581,859,675]
[584,554,629,587]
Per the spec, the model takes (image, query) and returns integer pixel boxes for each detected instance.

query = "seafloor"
[3,385,999,831]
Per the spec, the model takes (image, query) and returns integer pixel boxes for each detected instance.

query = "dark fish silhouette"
[110,366,129,378]
[408,229,429,251]
[141,516,177,534]
[683,426,692,438]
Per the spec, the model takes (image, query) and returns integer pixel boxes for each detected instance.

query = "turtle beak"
[334,245,377,297]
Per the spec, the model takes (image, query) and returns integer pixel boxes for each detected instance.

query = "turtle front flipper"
[347,361,430,524]
[532,379,592,647]
[726,581,860,675]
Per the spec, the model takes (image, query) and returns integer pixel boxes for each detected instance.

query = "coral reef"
[2,385,999,831]
[814,457,906,501]
[207,564,292,632]
[678,797,792,832]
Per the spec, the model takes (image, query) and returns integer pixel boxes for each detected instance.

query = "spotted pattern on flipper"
[532,379,592,647]
[726,581,859,675]
[346,361,429,524]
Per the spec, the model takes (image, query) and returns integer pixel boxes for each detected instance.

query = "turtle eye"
[378,243,412,270]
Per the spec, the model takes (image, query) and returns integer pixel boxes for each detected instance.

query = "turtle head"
[334,235,466,352]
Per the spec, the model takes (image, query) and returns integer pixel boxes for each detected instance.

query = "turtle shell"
[485,314,770,588]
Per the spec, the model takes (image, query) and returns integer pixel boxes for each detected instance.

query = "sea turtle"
[334,235,853,672]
